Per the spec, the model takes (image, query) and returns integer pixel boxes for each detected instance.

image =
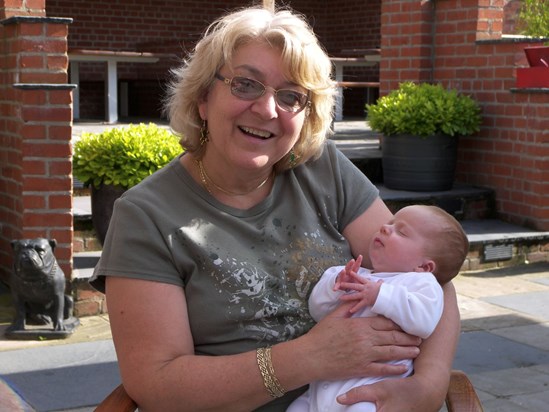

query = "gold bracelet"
[256,346,286,398]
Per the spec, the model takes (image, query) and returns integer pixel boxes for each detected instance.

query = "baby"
[287,205,469,412]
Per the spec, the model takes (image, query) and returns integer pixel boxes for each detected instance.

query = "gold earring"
[289,149,299,168]
[200,120,209,146]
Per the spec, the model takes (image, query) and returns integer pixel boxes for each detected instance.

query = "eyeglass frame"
[214,73,311,114]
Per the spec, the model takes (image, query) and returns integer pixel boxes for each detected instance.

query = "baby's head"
[369,205,469,284]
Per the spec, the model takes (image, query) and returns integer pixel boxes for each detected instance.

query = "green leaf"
[73,123,183,190]
[366,82,481,138]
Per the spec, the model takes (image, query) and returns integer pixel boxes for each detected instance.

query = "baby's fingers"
[351,255,363,272]
[349,300,370,314]
[338,282,365,292]
[349,270,368,284]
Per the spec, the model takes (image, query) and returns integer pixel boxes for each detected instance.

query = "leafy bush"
[517,0,549,38]
[366,82,481,137]
[73,123,182,189]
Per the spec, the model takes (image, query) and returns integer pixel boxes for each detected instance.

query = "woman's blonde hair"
[165,6,336,171]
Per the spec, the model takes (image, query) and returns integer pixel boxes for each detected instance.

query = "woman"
[91,6,459,411]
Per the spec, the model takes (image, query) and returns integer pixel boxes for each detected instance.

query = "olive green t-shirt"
[91,140,379,410]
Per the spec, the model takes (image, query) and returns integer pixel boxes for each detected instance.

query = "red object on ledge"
[524,46,549,67]
[516,67,549,88]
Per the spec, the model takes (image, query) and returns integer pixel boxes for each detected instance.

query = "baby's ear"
[415,260,436,273]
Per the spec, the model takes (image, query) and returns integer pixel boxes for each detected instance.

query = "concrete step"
[71,214,549,317]
[74,219,549,272]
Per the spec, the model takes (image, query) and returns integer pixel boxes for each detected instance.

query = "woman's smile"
[239,125,275,139]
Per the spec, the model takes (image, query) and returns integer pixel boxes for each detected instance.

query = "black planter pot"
[381,133,458,192]
[91,184,126,245]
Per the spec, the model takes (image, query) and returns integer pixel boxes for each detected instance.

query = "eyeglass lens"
[217,74,309,113]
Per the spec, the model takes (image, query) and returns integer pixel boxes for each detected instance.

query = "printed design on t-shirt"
[175,217,347,344]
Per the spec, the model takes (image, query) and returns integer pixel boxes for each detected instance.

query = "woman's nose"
[251,90,279,119]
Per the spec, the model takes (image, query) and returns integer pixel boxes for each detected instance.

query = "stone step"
[72,217,549,317]
[74,219,549,270]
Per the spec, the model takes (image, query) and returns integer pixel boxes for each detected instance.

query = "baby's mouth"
[373,237,384,246]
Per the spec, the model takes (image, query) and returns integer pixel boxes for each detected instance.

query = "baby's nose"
[380,224,392,234]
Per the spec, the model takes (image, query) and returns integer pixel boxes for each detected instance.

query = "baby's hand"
[334,255,363,291]
[338,274,384,314]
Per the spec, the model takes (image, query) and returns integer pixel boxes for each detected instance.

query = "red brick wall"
[0,13,73,283]
[503,0,521,34]
[46,0,381,118]
[0,0,46,19]
[47,0,252,118]
[382,0,549,230]
[42,0,547,230]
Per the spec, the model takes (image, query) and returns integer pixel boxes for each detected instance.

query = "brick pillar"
[475,0,504,41]
[379,0,435,94]
[0,12,74,284]
[379,0,506,91]
[0,0,46,19]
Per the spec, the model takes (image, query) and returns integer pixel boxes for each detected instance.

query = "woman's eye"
[235,77,260,92]
[279,91,304,106]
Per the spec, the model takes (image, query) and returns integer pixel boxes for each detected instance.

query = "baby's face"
[369,206,437,273]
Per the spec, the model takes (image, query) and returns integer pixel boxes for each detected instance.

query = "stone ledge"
[70,220,549,317]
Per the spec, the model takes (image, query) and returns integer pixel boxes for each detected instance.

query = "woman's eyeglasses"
[215,73,310,113]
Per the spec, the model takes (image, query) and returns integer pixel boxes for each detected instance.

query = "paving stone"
[491,322,549,351]
[467,366,549,397]
[454,272,548,299]
[480,397,533,412]
[0,341,119,411]
[454,331,549,375]
[482,291,549,321]
[509,389,549,411]
[530,277,549,287]
[461,312,541,333]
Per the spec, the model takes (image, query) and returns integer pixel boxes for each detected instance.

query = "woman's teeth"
[240,126,272,139]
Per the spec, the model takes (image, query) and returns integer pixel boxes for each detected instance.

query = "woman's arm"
[107,275,422,411]
[107,276,276,412]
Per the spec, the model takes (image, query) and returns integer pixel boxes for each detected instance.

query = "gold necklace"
[196,160,272,196]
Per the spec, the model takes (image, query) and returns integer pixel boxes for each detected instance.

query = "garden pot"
[381,134,458,192]
[91,184,126,245]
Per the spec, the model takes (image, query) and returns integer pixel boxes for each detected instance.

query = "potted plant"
[516,0,549,87]
[366,82,481,191]
[73,123,182,244]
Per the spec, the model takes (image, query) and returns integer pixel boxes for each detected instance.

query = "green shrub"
[517,0,549,38]
[73,123,182,190]
[366,82,481,137]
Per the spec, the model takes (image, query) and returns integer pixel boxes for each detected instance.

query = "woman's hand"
[298,302,422,382]
[336,370,448,412]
